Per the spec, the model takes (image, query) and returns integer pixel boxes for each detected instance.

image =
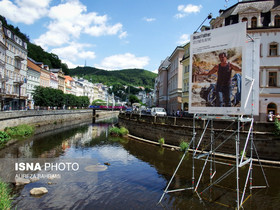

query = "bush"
[274,118,280,136]
[0,131,10,144]
[4,124,34,139]
[119,127,129,136]
[109,126,129,137]
[0,179,12,210]
[158,138,165,146]
[180,141,189,152]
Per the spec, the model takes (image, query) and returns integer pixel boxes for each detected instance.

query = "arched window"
[242,17,248,27]
[275,15,280,27]
[251,17,257,28]
[267,103,277,115]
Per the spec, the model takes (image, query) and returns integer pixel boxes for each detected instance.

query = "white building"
[0,21,7,110]
[3,25,28,110]
[210,0,280,121]
[26,57,41,109]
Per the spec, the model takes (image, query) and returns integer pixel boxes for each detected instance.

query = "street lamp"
[194,13,213,33]
[14,80,24,110]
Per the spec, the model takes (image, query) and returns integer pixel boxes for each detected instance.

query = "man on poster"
[198,52,241,107]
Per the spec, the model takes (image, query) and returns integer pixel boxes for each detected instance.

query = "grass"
[109,126,129,137]
[158,138,165,146]
[0,131,10,145]
[179,141,189,152]
[4,124,35,140]
[0,179,12,210]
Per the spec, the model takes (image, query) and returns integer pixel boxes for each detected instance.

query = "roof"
[64,75,73,81]
[220,0,274,18]
[3,26,27,50]
[27,58,41,73]
[158,57,170,70]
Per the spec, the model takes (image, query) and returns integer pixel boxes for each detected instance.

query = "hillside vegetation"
[69,66,157,88]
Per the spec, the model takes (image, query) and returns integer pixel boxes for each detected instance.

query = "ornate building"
[210,0,280,121]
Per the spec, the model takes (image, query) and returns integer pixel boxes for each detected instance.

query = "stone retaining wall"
[118,113,280,161]
[0,110,119,131]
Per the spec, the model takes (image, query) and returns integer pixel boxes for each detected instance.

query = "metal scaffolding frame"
[158,33,269,209]
[158,114,269,209]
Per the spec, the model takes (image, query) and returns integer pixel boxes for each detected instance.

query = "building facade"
[3,25,28,110]
[26,57,41,109]
[167,46,184,114]
[180,42,190,111]
[157,57,170,110]
[0,21,7,110]
[210,0,280,121]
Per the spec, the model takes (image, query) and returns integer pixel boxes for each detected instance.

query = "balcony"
[13,80,24,86]
[15,54,24,61]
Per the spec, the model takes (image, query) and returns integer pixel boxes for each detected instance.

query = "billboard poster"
[189,22,256,115]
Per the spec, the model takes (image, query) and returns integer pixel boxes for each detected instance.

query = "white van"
[151,107,167,116]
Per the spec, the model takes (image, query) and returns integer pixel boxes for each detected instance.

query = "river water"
[1,118,280,209]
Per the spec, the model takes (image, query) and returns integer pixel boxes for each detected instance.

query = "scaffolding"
[158,114,269,209]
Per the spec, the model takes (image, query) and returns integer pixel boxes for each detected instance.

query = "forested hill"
[69,66,157,88]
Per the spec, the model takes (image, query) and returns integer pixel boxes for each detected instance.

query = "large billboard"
[189,22,259,115]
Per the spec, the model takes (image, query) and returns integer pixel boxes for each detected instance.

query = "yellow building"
[180,42,190,111]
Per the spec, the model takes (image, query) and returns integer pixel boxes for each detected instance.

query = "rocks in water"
[84,164,108,172]
[30,187,48,196]
[104,162,111,166]
[15,177,31,186]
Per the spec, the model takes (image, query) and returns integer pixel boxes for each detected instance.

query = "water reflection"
[0,118,279,209]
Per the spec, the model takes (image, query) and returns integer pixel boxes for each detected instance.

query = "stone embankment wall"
[0,110,119,132]
[118,113,280,161]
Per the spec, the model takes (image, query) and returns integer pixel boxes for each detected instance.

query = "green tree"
[128,95,140,104]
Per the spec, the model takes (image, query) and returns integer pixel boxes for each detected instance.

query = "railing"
[89,105,125,110]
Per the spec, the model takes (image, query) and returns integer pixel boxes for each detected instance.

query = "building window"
[269,72,277,87]
[267,103,277,116]
[275,15,280,27]
[260,44,263,57]
[269,43,278,56]
[242,17,248,27]
[251,17,257,28]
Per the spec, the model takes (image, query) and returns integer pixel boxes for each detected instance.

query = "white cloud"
[177,34,190,45]
[51,42,96,68]
[175,4,202,19]
[0,0,51,24]
[143,17,156,22]
[119,31,128,39]
[34,0,127,49]
[96,53,150,70]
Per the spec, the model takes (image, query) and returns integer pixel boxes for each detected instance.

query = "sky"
[0,0,238,73]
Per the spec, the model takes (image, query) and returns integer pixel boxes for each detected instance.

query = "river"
[0,118,279,209]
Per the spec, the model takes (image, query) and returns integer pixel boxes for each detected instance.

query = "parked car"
[151,107,167,117]
[125,107,133,113]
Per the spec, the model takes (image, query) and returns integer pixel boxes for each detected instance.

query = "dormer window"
[251,17,257,28]
[275,15,280,27]
[7,30,11,38]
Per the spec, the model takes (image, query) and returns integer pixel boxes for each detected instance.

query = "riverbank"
[119,113,280,162]
[0,110,119,150]
[127,134,280,167]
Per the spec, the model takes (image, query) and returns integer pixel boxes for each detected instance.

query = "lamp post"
[14,80,24,110]
[194,13,213,33]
